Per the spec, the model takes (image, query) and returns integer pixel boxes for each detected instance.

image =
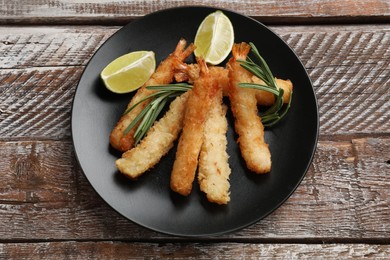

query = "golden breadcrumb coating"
[198,86,231,204]
[251,76,293,106]
[170,58,218,196]
[110,39,195,152]
[228,42,271,174]
[116,92,190,179]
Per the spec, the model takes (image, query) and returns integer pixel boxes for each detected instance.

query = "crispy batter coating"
[228,43,271,174]
[170,58,218,196]
[198,85,231,204]
[252,76,293,106]
[116,92,190,179]
[110,39,195,152]
[175,63,292,106]
[276,78,293,103]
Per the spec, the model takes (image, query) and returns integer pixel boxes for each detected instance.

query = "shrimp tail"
[174,38,196,61]
[231,42,251,60]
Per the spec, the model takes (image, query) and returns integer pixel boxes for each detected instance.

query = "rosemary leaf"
[239,83,279,96]
[263,115,283,127]
[238,42,293,127]
[123,83,193,145]
[261,114,280,124]
[238,62,267,82]
[261,88,284,117]
[134,103,155,138]
[147,83,192,91]
[133,92,170,142]
[276,89,293,122]
[149,97,168,126]
[123,102,153,135]
[248,42,277,87]
[123,91,166,115]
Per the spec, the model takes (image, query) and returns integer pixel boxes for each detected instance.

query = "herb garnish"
[238,42,293,127]
[123,83,192,145]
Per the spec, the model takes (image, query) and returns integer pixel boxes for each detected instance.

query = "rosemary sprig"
[239,83,279,96]
[238,42,293,127]
[123,83,192,145]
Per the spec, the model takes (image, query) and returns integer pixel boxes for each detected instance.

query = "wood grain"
[0,26,388,139]
[0,67,80,140]
[279,26,390,137]
[0,27,113,69]
[1,242,390,259]
[0,138,388,240]
[1,0,389,25]
[0,0,389,257]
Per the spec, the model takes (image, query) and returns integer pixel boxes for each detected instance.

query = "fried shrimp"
[170,58,218,196]
[198,83,231,204]
[252,76,293,106]
[175,64,229,91]
[110,39,195,152]
[115,91,190,179]
[175,63,291,106]
[228,43,271,174]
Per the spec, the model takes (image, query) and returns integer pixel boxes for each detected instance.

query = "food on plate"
[100,51,156,94]
[175,64,229,88]
[116,91,190,179]
[109,39,195,152]
[175,63,292,106]
[252,76,293,106]
[198,84,231,205]
[238,42,293,127]
[106,10,293,204]
[170,58,218,196]
[109,42,292,202]
[227,42,271,173]
[194,10,234,65]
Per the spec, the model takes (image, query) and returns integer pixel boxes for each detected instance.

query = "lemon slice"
[101,51,156,94]
[194,10,234,65]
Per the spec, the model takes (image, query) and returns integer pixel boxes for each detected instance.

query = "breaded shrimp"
[175,63,291,106]
[252,76,293,106]
[170,58,218,196]
[174,63,200,83]
[175,64,229,91]
[110,39,195,152]
[228,43,271,174]
[198,83,231,204]
[116,91,190,179]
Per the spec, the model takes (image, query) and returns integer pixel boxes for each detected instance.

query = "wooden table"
[1,1,389,258]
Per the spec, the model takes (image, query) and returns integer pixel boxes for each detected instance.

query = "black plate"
[71,6,318,237]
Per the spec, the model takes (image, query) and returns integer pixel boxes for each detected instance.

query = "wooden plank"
[0,138,388,240]
[0,26,388,139]
[0,27,114,69]
[0,141,77,203]
[2,25,389,68]
[1,242,390,259]
[0,67,81,140]
[279,26,390,138]
[1,0,389,25]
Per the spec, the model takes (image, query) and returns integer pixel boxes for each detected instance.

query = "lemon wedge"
[194,10,234,65]
[101,51,156,94]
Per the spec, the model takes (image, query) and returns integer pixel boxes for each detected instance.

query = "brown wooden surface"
[1,0,389,24]
[1,242,390,259]
[1,26,388,140]
[0,1,389,258]
[0,138,388,241]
